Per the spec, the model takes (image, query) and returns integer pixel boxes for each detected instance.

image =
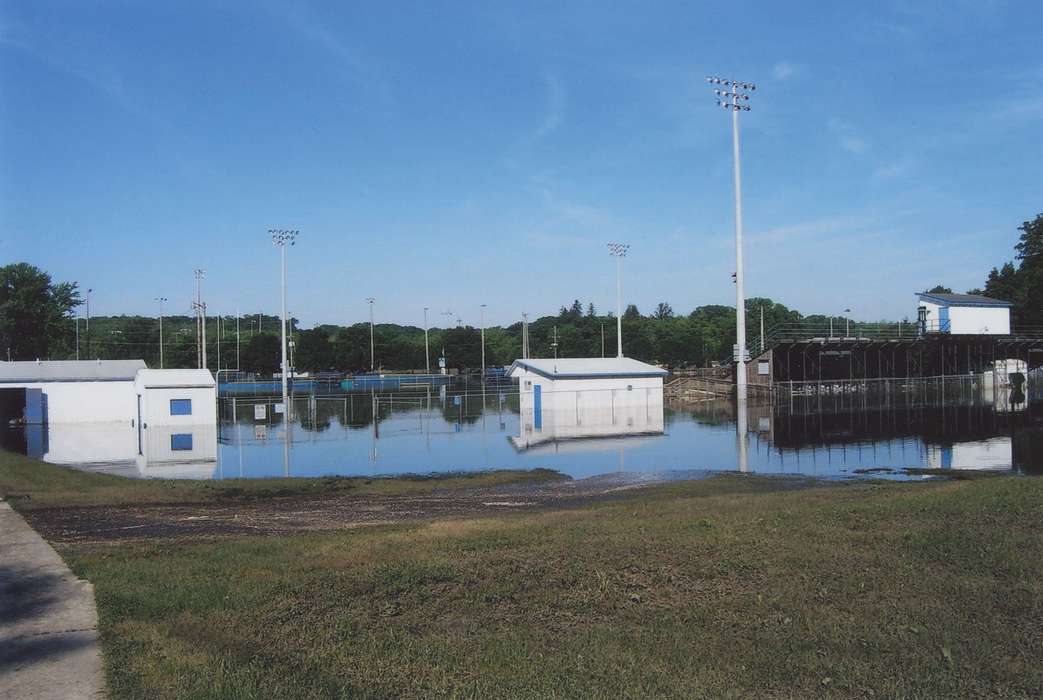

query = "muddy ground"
[22,472,827,547]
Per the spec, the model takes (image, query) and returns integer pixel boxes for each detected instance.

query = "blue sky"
[2,1,1041,328]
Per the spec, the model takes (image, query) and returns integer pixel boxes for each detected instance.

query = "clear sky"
[2,1,1041,328]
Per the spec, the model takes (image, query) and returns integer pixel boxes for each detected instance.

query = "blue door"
[938,306,950,333]
[24,389,44,424]
[533,384,542,430]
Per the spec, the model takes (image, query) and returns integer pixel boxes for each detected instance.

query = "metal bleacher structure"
[665,320,1043,401]
[757,321,1043,386]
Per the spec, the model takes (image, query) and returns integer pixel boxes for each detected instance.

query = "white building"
[916,292,1012,335]
[0,360,215,426]
[506,358,667,448]
[0,360,147,424]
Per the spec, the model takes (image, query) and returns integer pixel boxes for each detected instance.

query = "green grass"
[57,474,1043,698]
[0,449,566,510]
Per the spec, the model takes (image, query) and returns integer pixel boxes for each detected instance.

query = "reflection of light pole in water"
[736,387,749,472]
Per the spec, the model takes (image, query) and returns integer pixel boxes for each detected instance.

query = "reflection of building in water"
[926,437,1012,471]
[507,358,666,451]
[14,421,217,479]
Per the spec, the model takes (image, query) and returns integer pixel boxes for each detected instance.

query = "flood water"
[3,377,1042,480]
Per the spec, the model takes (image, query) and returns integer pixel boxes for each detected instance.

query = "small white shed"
[506,357,667,438]
[916,292,1012,335]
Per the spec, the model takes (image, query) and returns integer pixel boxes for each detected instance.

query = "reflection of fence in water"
[776,373,1038,412]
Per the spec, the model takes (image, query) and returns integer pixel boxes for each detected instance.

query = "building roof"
[134,369,216,388]
[507,357,668,380]
[917,292,1013,308]
[0,359,147,383]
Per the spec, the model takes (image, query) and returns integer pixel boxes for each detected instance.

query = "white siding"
[9,381,136,424]
[948,306,1010,335]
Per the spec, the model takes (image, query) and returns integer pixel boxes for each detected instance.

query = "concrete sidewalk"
[0,500,105,699]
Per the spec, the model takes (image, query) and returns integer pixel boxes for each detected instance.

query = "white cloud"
[828,118,870,154]
[772,61,796,81]
[873,158,914,180]
[532,74,566,141]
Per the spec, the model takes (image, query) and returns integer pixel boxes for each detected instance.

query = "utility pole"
[423,307,430,373]
[845,308,852,338]
[75,317,80,360]
[552,325,558,359]
[480,304,487,378]
[155,297,167,368]
[194,270,206,369]
[759,306,764,356]
[236,306,240,370]
[366,298,375,371]
[270,229,298,415]
[607,243,629,358]
[217,314,222,372]
[708,75,756,393]
[601,321,605,358]
[521,312,529,359]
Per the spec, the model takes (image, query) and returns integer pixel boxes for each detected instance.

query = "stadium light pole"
[85,288,93,359]
[155,297,167,368]
[707,75,756,393]
[270,229,298,414]
[607,243,629,358]
[480,304,487,377]
[366,298,375,371]
[423,307,431,373]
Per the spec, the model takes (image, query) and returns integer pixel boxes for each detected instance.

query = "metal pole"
[217,314,222,372]
[480,304,486,377]
[367,298,375,371]
[708,76,755,393]
[760,306,764,355]
[270,229,298,415]
[75,317,80,360]
[236,306,240,370]
[601,321,605,358]
[155,297,167,368]
[85,288,92,359]
[424,307,430,373]
[617,254,623,357]
[608,243,629,358]
[731,96,747,392]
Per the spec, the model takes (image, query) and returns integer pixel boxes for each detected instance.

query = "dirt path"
[22,473,708,547]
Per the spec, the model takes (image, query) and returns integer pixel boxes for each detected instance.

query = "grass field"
[4,451,1042,698]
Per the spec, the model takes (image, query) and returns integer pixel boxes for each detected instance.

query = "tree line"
[3,213,1040,371]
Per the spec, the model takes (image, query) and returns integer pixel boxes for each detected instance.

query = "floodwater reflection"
[2,378,1041,479]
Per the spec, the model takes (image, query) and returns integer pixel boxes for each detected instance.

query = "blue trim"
[917,293,1012,308]
[169,398,193,416]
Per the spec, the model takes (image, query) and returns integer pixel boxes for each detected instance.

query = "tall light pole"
[607,243,629,358]
[366,298,375,371]
[194,270,206,369]
[85,288,92,359]
[844,308,852,338]
[521,312,529,359]
[155,297,167,368]
[708,75,756,393]
[423,307,430,373]
[480,304,487,377]
[270,229,298,414]
[235,306,240,371]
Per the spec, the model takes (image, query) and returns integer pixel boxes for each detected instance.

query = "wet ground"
[23,472,824,547]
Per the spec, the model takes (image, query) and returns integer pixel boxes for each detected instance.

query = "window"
[170,433,193,451]
[170,399,192,416]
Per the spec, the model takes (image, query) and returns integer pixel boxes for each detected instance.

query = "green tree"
[0,263,81,360]
[925,285,953,294]
[653,302,674,319]
[240,333,280,374]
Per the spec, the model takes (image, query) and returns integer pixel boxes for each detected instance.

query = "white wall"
[138,386,217,427]
[918,302,1010,335]
[8,381,136,424]
[948,306,1010,335]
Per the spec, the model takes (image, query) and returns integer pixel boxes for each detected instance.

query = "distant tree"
[586,302,597,317]
[925,285,953,294]
[653,302,674,319]
[982,263,1019,302]
[0,263,81,360]
[240,333,280,374]
[294,328,335,372]
[623,304,641,319]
